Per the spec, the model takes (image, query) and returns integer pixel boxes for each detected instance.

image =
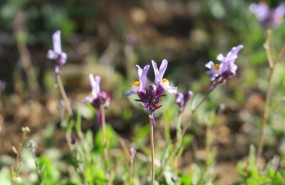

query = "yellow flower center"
[214,64,220,70]
[133,81,140,87]
[162,78,168,83]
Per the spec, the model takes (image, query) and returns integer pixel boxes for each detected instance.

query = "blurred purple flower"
[84,74,111,125]
[176,91,193,113]
[205,45,244,89]
[129,147,136,165]
[125,34,137,46]
[249,2,285,28]
[47,30,67,74]
[125,59,177,125]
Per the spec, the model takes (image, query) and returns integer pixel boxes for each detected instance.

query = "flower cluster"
[47,30,67,74]
[249,2,285,28]
[84,74,111,125]
[125,59,177,125]
[205,45,244,89]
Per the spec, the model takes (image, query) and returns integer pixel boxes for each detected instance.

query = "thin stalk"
[149,115,155,185]
[14,21,39,94]
[181,89,214,137]
[77,131,91,162]
[31,152,43,185]
[100,105,109,183]
[158,89,214,177]
[257,30,275,161]
[256,66,275,161]
[56,74,73,152]
[129,161,133,185]
[55,74,73,116]
[11,131,28,185]
[75,111,91,162]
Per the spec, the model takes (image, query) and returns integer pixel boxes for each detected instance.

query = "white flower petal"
[52,30,62,53]
[216,54,225,61]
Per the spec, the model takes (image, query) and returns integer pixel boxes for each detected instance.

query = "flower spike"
[125,59,177,125]
[206,45,244,89]
[84,74,111,125]
[47,30,67,74]
[249,2,285,28]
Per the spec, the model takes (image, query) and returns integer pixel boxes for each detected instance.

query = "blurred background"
[1,0,285,184]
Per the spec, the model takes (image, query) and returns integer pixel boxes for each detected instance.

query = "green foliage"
[94,125,119,154]
[178,164,213,185]
[235,146,285,185]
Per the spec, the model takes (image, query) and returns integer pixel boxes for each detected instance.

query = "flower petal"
[47,50,57,59]
[205,61,214,69]
[162,84,177,94]
[139,65,150,91]
[176,92,184,104]
[159,59,168,80]
[274,2,285,16]
[124,90,136,97]
[52,30,62,53]
[216,54,225,62]
[83,96,93,104]
[151,60,160,84]
[136,65,143,78]
[89,74,101,98]
[249,2,270,21]
[59,53,67,65]
[226,45,244,61]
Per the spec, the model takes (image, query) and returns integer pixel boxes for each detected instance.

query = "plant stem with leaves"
[159,89,214,176]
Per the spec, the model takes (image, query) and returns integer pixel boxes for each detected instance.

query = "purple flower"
[125,65,150,96]
[84,74,111,125]
[176,91,193,113]
[205,45,244,89]
[125,59,177,125]
[152,59,177,94]
[47,30,67,74]
[249,2,285,28]
[129,147,136,165]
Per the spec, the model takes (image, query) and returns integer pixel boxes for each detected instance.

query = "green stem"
[181,89,214,137]
[100,105,109,183]
[149,115,155,185]
[31,152,43,185]
[129,161,133,185]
